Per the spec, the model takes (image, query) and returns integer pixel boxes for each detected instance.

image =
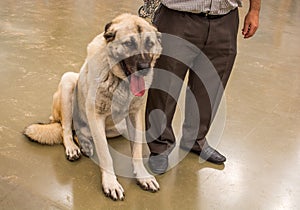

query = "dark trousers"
[146,4,239,154]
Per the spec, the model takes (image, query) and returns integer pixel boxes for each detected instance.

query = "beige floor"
[1,0,300,209]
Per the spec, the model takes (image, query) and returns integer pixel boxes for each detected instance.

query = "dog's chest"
[95,80,143,119]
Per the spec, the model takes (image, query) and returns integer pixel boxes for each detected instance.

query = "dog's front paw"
[133,160,160,192]
[137,176,160,192]
[102,173,125,201]
[65,144,81,161]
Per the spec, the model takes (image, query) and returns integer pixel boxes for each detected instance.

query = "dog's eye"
[145,37,154,49]
[124,41,133,47]
[123,38,137,49]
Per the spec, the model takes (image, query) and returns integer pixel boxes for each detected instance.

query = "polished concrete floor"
[1,0,300,209]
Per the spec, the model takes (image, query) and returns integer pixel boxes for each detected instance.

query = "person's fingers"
[242,20,250,37]
[245,24,258,38]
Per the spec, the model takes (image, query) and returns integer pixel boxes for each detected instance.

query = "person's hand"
[242,10,260,39]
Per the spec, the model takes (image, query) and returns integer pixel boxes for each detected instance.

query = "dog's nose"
[137,62,150,71]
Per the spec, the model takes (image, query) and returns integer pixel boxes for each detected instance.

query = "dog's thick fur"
[24,14,162,200]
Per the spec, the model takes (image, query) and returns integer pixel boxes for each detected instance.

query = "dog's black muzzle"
[121,54,153,77]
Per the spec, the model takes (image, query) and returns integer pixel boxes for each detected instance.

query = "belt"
[198,12,228,19]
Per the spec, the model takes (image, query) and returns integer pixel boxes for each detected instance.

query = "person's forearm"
[249,0,261,13]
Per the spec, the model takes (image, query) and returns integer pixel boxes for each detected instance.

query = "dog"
[23,13,162,201]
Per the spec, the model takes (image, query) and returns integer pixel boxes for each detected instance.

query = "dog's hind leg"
[58,72,81,161]
[129,109,160,192]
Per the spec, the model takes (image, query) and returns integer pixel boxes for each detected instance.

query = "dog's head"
[104,14,162,96]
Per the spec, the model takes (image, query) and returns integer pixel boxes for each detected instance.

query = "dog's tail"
[23,122,63,145]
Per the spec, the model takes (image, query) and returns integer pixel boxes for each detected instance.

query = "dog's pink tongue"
[130,74,145,97]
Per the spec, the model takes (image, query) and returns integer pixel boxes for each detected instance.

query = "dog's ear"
[104,22,116,42]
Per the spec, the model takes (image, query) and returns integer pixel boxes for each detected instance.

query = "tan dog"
[24,13,162,200]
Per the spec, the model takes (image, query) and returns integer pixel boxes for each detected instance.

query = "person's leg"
[181,61,227,164]
[146,5,206,173]
[146,56,188,155]
[181,9,240,164]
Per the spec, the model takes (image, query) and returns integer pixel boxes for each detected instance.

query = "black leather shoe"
[180,141,226,165]
[148,153,169,174]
